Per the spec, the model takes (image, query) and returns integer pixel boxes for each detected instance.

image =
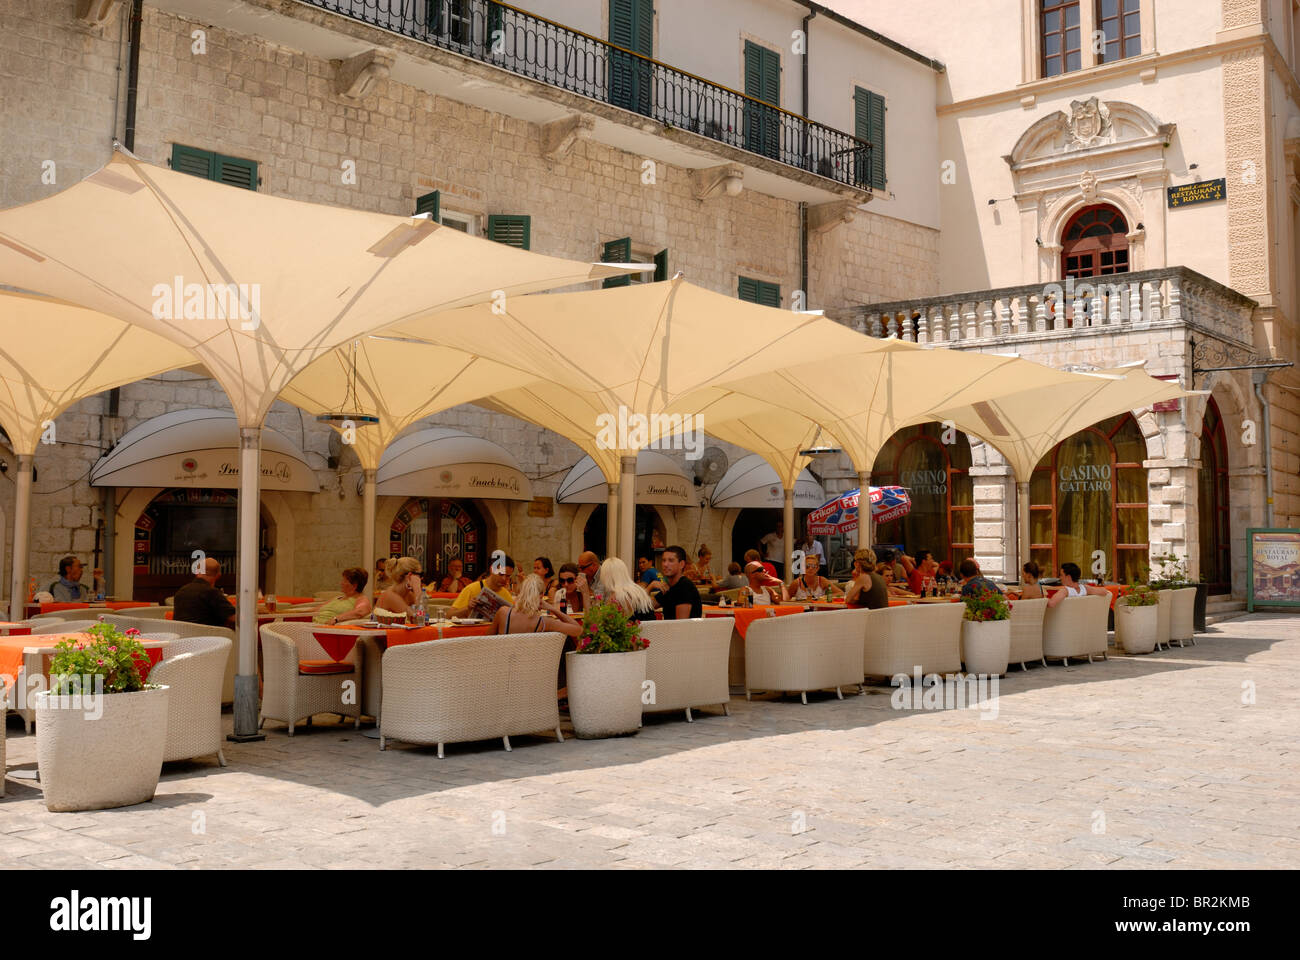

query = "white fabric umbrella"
[376,427,533,501]
[0,292,196,619]
[710,454,824,509]
[556,452,693,506]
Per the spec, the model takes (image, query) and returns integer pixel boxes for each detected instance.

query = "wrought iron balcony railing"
[297,0,873,190]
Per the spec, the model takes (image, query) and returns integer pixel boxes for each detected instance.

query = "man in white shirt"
[760,520,786,578]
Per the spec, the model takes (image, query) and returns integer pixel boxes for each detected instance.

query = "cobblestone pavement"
[3,614,1297,869]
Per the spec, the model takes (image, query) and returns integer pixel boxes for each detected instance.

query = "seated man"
[449,557,515,618]
[717,562,748,590]
[743,548,777,580]
[958,558,1004,598]
[636,556,660,588]
[646,546,702,620]
[49,555,92,602]
[437,558,472,594]
[1046,561,1112,607]
[742,561,788,604]
[174,557,237,629]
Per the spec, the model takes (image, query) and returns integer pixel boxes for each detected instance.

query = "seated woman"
[494,574,583,638]
[533,557,556,597]
[597,557,657,621]
[375,556,423,618]
[787,553,843,600]
[313,567,372,624]
[546,562,591,613]
[845,548,889,609]
[1017,561,1045,600]
[743,561,788,604]
[683,545,717,586]
[716,562,748,590]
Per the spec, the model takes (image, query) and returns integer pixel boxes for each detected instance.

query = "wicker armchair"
[1042,594,1110,664]
[1008,598,1049,670]
[117,606,171,620]
[380,632,565,757]
[862,603,964,679]
[639,618,733,721]
[147,636,230,766]
[745,609,868,703]
[259,622,362,735]
[28,620,98,635]
[105,615,237,705]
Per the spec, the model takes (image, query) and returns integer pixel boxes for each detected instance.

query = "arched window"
[389,497,485,579]
[133,489,268,603]
[871,423,974,565]
[1062,204,1130,279]
[1198,398,1231,590]
[1029,413,1148,582]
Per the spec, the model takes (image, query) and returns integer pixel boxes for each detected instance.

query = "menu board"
[1246,529,1300,610]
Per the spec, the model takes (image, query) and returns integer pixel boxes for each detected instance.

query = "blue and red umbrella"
[806,486,911,536]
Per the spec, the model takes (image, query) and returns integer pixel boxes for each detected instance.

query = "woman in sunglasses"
[547,561,591,614]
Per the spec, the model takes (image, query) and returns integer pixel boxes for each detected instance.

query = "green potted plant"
[1115,581,1159,654]
[959,589,1011,677]
[565,601,650,739]
[34,621,170,812]
[1150,552,1197,647]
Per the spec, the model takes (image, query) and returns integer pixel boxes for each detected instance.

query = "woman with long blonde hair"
[376,556,422,617]
[598,557,656,621]
[493,574,582,637]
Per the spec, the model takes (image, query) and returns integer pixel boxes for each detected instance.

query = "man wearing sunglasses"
[549,562,591,613]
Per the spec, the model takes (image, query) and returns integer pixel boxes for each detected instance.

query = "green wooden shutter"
[609,0,653,115]
[488,214,531,249]
[215,154,257,191]
[854,87,886,191]
[757,281,781,307]
[426,0,440,34]
[743,42,780,160]
[738,276,759,302]
[653,248,669,282]
[171,144,214,179]
[487,1,503,47]
[601,237,632,288]
[414,190,441,220]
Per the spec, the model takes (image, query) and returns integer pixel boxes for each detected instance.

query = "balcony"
[854,267,1258,358]
[295,0,872,196]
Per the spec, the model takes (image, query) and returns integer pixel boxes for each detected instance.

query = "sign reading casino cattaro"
[1167,178,1227,209]
[1246,528,1300,611]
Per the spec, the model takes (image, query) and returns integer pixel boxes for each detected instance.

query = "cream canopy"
[710,454,825,510]
[376,427,533,500]
[0,291,197,620]
[555,452,693,506]
[90,409,319,492]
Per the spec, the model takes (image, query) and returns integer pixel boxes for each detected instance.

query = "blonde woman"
[598,557,657,622]
[684,545,716,586]
[375,556,422,618]
[493,574,582,638]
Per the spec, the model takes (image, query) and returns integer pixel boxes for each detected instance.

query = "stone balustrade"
[855,266,1257,350]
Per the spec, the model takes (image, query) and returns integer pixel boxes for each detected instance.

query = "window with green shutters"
[487,214,531,249]
[743,41,781,161]
[609,0,654,116]
[171,144,258,191]
[414,190,440,221]
[853,87,886,191]
[738,276,780,307]
[653,248,669,282]
[602,237,632,288]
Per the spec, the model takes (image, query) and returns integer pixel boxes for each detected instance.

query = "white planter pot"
[1114,601,1157,654]
[1170,587,1197,644]
[35,685,170,813]
[960,619,1010,677]
[1155,589,1173,647]
[566,649,646,740]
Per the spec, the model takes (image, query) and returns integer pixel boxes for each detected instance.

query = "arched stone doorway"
[1198,397,1232,592]
[1028,413,1149,582]
[1061,204,1130,279]
[582,505,665,562]
[871,423,974,566]
[388,497,487,579]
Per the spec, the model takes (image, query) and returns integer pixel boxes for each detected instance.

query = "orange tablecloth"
[0,632,165,694]
[106,601,154,611]
[0,622,33,636]
[39,602,91,614]
[703,604,804,639]
[385,623,493,646]
[426,592,461,601]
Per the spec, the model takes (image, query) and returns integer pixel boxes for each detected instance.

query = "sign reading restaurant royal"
[1167,178,1227,209]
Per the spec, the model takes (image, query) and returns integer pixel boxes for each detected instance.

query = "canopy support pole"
[857,471,872,549]
[783,487,795,577]
[230,426,265,743]
[606,483,618,559]
[8,455,33,623]
[361,468,377,583]
[618,455,637,567]
[1016,480,1031,579]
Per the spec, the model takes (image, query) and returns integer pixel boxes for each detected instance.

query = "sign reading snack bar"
[1167,179,1226,209]
[1246,528,1300,611]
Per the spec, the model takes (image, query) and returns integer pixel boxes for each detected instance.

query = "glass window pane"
[1044,57,1062,77]
[1031,469,1052,504]
[951,474,973,507]
[1112,417,1146,463]
[1124,12,1140,33]
[1116,549,1146,584]
[898,438,951,560]
[1117,506,1148,545]
[1117,468,1146,504]
[1045,9,1060,31]
[1103,19,1119,39]
[1065,4,1080,26]
[1031,509,1054,545]
[1066,50,1081,70]
[1056,431,1114,568]
[1124,36,1141,57]
[1045,33,1061,55]
[951,511,973,545]
[1031,548,1053,572]
[1123,0,1139,11]
[1102,0,1118,16]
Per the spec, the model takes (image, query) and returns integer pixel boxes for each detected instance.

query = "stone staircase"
[1205,595,1247,627]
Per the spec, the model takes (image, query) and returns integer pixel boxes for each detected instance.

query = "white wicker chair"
[639,618,733,721]
[745,609,868,703]
[862,603,964,679]
[147,636,230,766]
[28,609,94,623]
[1008,598,1049,670]
[259,622,362,735]
[104,615,237,705]
[115,606,171,620]
[380,632,565,757]
[1042,594,1110,664]
[28,620,99,635]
